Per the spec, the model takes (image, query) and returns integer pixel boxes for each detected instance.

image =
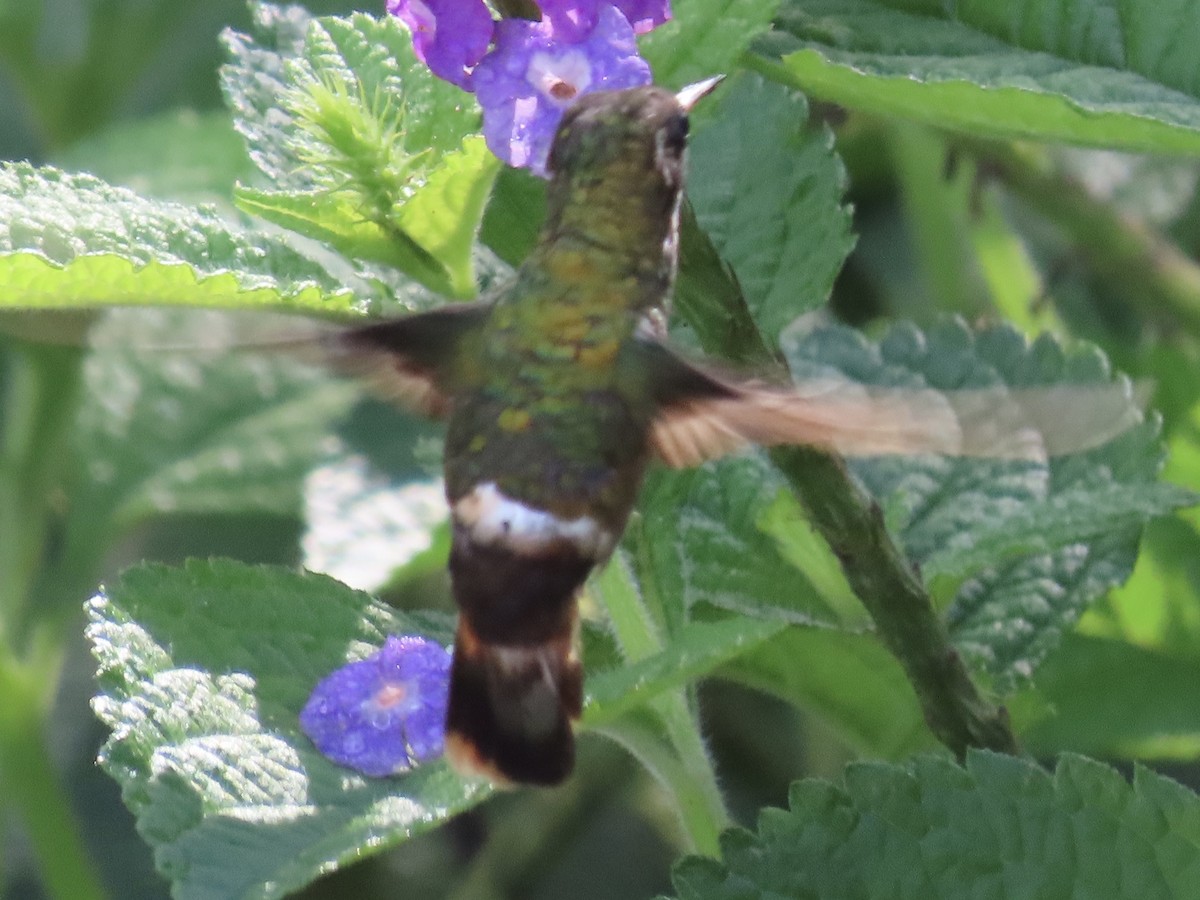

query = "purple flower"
[387,0,493,89]
[471,5,652,176]
[536,0,671,39]
[300,635,451,777]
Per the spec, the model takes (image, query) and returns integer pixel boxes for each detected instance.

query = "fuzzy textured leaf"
[222,5,479,189]
[584,616,786,726]
[671,751,1200,900]
[783,319,1189,690]
[88,559,488,900]
[636,455,842,630]
[687,74,853,346]
[0,163,359,314]
[69,309,358,535]
[639,0,780,89]
[755,0,1200,154]
[223,5,495,297]
[301,451,446,593]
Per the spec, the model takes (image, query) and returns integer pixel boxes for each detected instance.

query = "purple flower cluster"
[301,635,451,777]
[387,0,671,176]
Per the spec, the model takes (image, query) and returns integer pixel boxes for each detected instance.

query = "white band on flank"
[454,482,614,558]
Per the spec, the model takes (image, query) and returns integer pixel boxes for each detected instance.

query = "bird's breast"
[443,382,650,531]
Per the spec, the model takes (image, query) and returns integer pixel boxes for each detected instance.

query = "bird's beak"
[676,75,725,112]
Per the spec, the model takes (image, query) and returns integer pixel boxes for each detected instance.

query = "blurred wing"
[321,302,489,418]
[2,304,490,420]
[642,342,1143,467]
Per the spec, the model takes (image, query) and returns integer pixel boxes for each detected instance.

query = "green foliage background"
[3,1,1200,898]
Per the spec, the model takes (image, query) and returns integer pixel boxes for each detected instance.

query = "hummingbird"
[321,80,1139,786]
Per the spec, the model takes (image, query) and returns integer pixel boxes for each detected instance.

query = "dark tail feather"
[444,616,583,786]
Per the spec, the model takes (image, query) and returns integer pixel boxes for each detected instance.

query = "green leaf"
[1090,416,1200,654]
[756,488,861,621]
[0,163,360,314]
[52,110,253,206]
[922,481,1198,583]
[629,435,926,760]
[388,138,500,286]
[636,455,842,629]
[583,616,786,726]
[223,5,496,298]
[301,455,446,593]
[717,625,930,759]
[68,310,358,533]
[480,167,546,267]
[783,319,1181,690]
[50,308,361,602]
[687,74,854,345]
[1021,633,1200,760]
[671,751,1200,900]
[754,0,1200,155]
[222,5,479,191]
[673,204,766,364]
[639,0,780,89]
[88,559,489,900]
[236,138,499,300]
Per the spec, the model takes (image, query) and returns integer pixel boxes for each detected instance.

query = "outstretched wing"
[322,302,489,418]
[7,304,491,421]
[636,340,1143,467]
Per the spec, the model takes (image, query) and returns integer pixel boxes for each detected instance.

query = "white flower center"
[527,50,592,106]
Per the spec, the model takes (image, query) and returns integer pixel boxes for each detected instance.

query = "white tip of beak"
[676,75,725,111]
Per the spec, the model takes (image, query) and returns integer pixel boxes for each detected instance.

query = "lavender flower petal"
[615,0,672,33]
[536,0,672,37]
[472,6,652,176]
[387,0,494,89]
[300,634,452,776]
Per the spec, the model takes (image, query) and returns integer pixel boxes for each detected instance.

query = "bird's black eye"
[662,114,688,154]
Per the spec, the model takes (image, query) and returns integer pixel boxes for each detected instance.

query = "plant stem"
[889,122,985,317]
[675,214,1019,760]
[595,708,724,855]
[0,341,99,898]
[592,556,728,854]
[650,695,727,851]
[769,447,1018,756]
[967,185,1061,334]
[959,137,1200,334]
[0,341,85,644]
[0,655,107,900]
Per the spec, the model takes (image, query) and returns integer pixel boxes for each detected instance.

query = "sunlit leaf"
[88,560,489,900]
[756,0,1200,154]
[223,5,496,297]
